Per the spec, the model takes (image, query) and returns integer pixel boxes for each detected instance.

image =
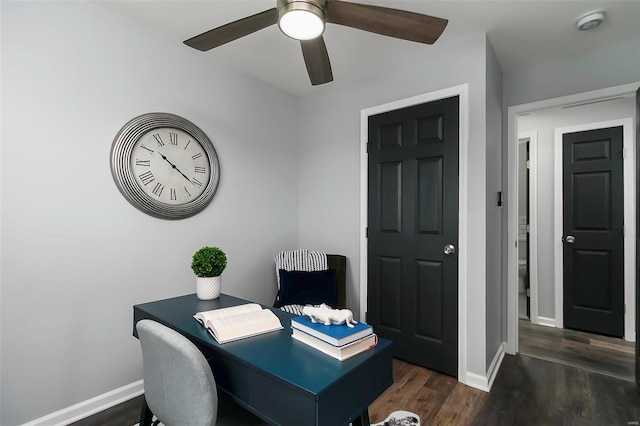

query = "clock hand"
[159,153,192,183]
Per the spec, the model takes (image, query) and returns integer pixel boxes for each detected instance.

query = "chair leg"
[140,395,153,426]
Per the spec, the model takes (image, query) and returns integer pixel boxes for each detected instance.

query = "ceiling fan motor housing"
[277,0,327,40]
[277,0,327,15]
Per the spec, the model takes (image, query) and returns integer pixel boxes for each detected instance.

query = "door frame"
[553,119,635,340]
[517,132,540,324]
[507,82,640,354]
[359,84,469,383]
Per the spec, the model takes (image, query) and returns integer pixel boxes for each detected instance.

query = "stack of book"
[291,316,377,361]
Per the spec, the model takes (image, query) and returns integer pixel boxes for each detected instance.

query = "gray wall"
[485,39,504,370]
[517,97,636,320]
[296,33,493,377]
[1,2,299,424]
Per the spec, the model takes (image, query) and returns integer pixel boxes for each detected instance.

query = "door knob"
[564,235,575,244]
[444,244,456,255]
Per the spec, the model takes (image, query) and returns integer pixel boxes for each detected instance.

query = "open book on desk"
[194,303,283,344]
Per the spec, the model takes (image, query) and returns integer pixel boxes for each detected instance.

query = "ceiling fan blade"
[184,8,278,51]
[300,36,334,86]
[326,1,448,45]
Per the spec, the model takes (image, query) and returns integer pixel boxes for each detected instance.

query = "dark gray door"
[367,96,459,377]
[563,126,624,337]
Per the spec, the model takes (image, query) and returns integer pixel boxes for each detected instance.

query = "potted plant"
[191,246,227,300]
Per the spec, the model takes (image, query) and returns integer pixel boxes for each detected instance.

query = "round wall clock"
[110,113,220,219]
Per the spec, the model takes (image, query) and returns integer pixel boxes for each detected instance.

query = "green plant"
[191,246,227,277]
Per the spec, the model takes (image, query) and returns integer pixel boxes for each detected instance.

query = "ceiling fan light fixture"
[278,1,325,40]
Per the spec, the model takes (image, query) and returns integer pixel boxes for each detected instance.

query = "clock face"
[111,113,220,219]
[131,128,211,205]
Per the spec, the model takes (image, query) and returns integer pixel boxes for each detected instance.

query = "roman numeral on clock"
[153,134,165,147]
[195,166,206,174]
[169,132,178,145]
[192,178,203,187]
[136,159,150,167]
[170,188,177,201]
[192,153,203,160]
[152,182,164,196]
[139,171,155,185]
[184,187,192,198]
[140,144,154,154]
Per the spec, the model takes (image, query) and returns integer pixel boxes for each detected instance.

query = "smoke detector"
[577,10,605,31]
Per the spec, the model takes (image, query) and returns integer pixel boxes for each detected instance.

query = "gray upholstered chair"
[136,319,266,426]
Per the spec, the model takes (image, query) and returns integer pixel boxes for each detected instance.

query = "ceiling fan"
[183,0,448,86]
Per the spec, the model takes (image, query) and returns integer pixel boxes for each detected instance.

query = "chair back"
[136,319,217,426]
[327,254,347,308]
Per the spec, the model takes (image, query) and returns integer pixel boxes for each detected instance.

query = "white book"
[194,304,283,344]
[292,329,378,361]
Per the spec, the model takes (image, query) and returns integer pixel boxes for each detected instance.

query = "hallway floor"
[518,318,635,382]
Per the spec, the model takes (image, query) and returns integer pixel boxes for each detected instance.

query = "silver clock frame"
[110,113,220,220]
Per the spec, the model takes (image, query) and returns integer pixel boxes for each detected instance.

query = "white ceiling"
[98,0,640,96]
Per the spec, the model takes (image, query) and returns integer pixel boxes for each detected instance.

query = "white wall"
[296,33,492,379]
[517,97,636,319]
[0,2,299,424]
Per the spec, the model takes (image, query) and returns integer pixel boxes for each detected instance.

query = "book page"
[194,303,262,324]
[206,309,283,343]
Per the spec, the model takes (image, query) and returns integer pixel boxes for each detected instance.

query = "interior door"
[367,96,459,377]
[562,126,624,337]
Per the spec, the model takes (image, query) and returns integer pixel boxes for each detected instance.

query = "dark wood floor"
[73,353,640,426]
[518,318,635,382]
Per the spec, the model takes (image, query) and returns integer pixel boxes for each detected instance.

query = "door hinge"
[526,160,531,169]
[526,224,530,233]
[622,148,626,159]
[623,226,625,237]
[365,227,368,238]
[366,142,369,153]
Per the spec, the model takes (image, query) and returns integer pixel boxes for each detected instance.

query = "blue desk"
[133,294,393,426]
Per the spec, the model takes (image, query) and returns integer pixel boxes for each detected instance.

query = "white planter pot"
[196,276,221,300]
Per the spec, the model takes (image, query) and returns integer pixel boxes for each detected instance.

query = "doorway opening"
[507,83,638,382]
[517,136,530,321]
[517,132,539,322]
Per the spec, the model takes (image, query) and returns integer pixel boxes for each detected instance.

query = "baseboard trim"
[21,380,143,426]
[536,316,556,328]
[486,342,505,391]
[464,342,505,393]
[465,371,490,392]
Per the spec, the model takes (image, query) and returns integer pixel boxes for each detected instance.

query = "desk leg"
[352,408,370,426]
[139,395,153,426]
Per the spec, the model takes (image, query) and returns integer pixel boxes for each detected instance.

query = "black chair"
[273,254,347,309]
